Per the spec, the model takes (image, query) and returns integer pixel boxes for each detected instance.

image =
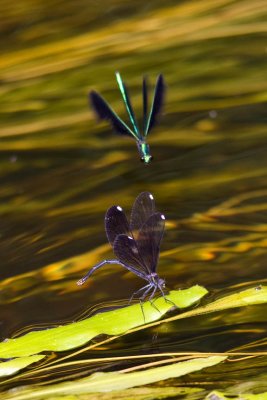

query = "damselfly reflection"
[77,192,167,302]
[89,72,165,163]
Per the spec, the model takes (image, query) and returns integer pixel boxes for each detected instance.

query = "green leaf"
[193,285,267,313]
[157,285,267,326]
[2,356,226,400]
[243,394,267,400]
[0,286,207,359]
[0,355,45,377]
[206,391,267,400]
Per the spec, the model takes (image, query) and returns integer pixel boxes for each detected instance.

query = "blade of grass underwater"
[206,390,267,400]
[162,285,267,324]
[22,387,203,400]
[0,286,208,359]
[0,355,45,377]
[1,356,226,400]
[51,386,202,400]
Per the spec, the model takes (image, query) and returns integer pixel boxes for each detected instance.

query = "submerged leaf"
[157,285,267,326]
[25,387,202,400]
[0,286,207,359]
[2,356,226,399]
[206,391,267,400]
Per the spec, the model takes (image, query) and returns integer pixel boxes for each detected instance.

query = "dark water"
[1,0,267,395]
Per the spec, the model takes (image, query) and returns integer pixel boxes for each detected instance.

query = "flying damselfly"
[89,72,165,163]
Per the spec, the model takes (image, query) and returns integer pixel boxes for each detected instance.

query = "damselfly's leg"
[139,284,161,314]
[128,283,151,304]
[139,299,145,323]
[158,285,176,308]
[164,296,176,306]
[149,285,158,301]
[138,284,155,323]
[147,285,162,314]
[140,284,153,301]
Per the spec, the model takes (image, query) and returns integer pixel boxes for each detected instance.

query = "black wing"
[130,192,156,234]
[89,90,135,139]
[113,234,150,276]
[136,212,165,273]
[145,74,165,136]
[105,205,130,246]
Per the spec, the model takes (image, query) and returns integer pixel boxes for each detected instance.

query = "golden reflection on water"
[2,186,267,306]
[0,0,267,395]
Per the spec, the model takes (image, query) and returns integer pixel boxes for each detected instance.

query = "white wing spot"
[161,214,166,220]
[116,206,123,211]
[209,110,218,119]
[127,236,134,240]
[149,194,154,200]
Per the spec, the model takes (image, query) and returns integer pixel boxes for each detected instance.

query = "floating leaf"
[0,286,207,359]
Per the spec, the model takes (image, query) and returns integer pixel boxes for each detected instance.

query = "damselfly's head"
[158,278,165,289]
[137,141,152,164]
[141,153,153,164]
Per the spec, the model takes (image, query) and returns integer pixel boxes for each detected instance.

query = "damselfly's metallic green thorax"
[89,72,165,163]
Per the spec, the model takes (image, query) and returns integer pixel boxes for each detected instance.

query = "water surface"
[0,0,267,395]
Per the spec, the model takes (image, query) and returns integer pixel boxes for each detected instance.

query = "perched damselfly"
[89,72,165,163]
[77,192,167,302]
